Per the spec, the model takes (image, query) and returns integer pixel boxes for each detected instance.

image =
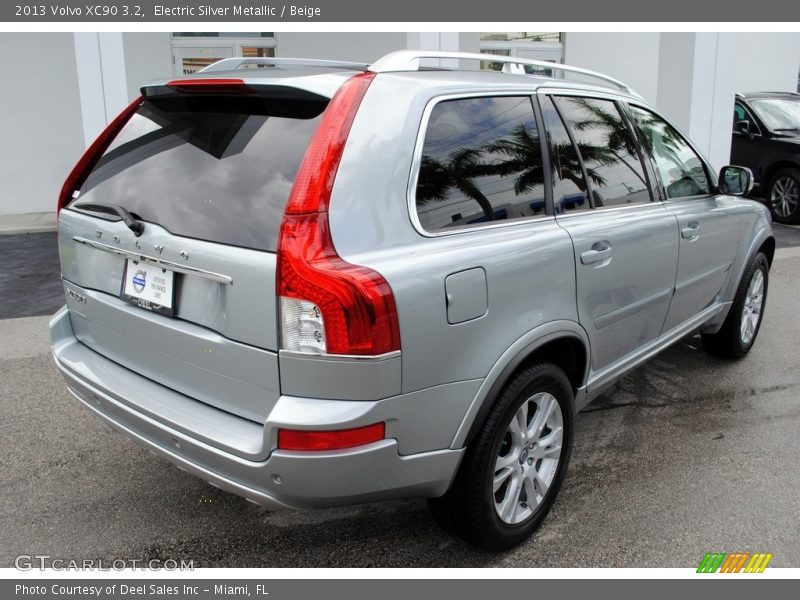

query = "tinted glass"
[629,105,711,199]
[541,97,589,214]
[71,93,326,252]
[733,102,748,124]
[553,96,651,208]
[415,96,545,231]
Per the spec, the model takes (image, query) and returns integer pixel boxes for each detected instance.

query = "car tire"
[428,363,574,551]
[702,252,769,359]
[767,168,800,224]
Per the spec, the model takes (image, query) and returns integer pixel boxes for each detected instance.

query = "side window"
[629,105,711,199]
[733,102,748,125]
[552,96,651,208]
[540,96,590,214]
[415,96,545,231]
[733,102,760,135]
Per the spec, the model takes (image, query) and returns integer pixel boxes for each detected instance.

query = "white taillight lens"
[280,297,327,354]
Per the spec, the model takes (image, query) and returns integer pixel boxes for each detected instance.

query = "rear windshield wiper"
[774,127,800,132]
[73,202,145,237]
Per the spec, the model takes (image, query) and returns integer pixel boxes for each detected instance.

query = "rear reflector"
[277,423,386,451]
[58,95,142,215]
[165,78,252,94]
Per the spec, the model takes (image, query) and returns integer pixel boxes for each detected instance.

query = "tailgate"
[57,82,329,422]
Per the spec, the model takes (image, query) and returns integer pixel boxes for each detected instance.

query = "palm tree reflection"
[417,97,648,220]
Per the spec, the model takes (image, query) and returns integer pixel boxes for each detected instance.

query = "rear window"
[70,90,327,252]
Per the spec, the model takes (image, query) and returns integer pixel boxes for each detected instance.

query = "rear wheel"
[429,363,573,551]
[767,168,800,224]
[702,252,769,359]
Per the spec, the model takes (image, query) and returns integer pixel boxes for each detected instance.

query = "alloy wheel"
[493,392,563,525]
[740,268,765,346]
[770,176,799,218]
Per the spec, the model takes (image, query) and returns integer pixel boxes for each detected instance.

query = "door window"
[414,96,546,231]
[628,105,711,199]
[540,96,590,214]
[552,96,651,208]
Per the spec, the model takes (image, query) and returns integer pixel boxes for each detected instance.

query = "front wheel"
[702,252,769,359]
[429,363,574,551]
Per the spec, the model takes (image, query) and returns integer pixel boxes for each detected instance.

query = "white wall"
[275,32,409,62]
[734,33,800,93]
[0,34,85,216]
[563,32,661,103]
[123,32,173,100]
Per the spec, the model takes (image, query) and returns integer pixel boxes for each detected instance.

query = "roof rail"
[368,50,642,98]
[199,57,370,73]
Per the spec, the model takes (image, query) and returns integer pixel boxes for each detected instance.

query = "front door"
[628,104,741,333]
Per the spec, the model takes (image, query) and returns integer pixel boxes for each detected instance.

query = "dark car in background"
[732,91,800,223]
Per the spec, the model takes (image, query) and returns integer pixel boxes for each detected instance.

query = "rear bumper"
[50,307,464,509]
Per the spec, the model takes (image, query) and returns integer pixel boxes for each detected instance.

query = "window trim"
[407,90,554,238]
[538,89,657,213]
[625,101,718,203]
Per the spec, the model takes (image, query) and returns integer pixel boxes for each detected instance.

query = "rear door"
[541,93,679,373]
[58,82,329,422]
[627,104,740,333]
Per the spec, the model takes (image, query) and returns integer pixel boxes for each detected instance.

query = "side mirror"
[734,120,750,135]
[719,165,754,196]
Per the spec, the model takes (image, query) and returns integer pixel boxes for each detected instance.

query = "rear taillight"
[58,96,142,216]
[277,72,401,356]
[277,423,386,451]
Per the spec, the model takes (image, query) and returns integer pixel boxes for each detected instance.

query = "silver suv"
[50,51,774,551]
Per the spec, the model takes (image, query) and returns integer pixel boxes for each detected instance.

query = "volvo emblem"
[132,270,147,293]
[179,250,189,260]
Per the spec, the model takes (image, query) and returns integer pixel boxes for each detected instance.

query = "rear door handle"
[580,242,613,265]
[681,222,700,239]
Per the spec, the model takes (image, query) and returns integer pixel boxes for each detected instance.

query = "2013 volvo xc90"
[51,51,774,550]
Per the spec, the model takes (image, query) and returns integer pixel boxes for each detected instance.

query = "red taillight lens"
[279,213,401,355]
[165,78,252,94]
[277,72,401,356]
[277,423,386,451]
[284,71,375,216]
[58,95,142,215]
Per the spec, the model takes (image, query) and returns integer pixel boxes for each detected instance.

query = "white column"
[73,32,129,147]
[406,32,461,68]
[657,33,738,170]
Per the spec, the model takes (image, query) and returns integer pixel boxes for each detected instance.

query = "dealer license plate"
[121,260,175,316]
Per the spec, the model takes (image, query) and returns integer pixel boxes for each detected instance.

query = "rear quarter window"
[70,91,327,252]
[414,95,546,232]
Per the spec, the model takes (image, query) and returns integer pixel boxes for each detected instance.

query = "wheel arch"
[761,160,800,190]
[451,321,590,450]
